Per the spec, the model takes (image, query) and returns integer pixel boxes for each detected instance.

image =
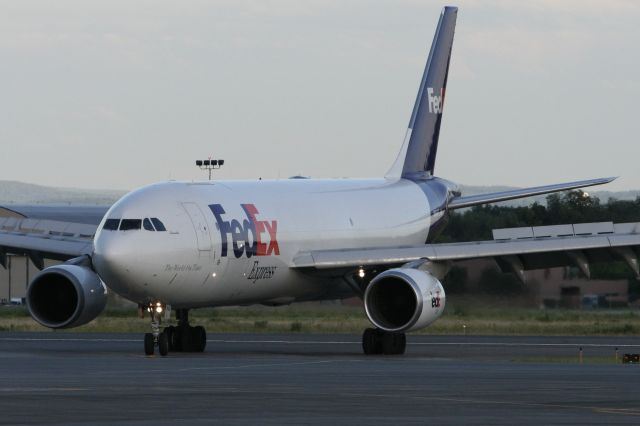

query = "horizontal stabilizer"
[447,177,616,210]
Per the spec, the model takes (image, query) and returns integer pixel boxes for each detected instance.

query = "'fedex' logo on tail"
[209,204,280,259]
[427,87,445,114]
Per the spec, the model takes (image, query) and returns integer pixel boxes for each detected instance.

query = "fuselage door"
[181,202,212,252]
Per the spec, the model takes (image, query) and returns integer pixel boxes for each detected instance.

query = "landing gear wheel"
[362,328,382,355]
[193,326,207,352]
[180,326,193,352]
[158,332,169,356]
[396,333,407,355]
[164,326,176,351]
[382,332,406,355]
[144,333,154,356]
[362,328,406,355]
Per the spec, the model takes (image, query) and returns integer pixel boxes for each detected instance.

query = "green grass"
[1,297,639,335]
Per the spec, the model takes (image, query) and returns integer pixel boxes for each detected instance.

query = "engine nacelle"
[26,264,108,329]
[364,268,445,333]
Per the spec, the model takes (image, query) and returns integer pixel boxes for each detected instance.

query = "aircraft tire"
[382,332,406,355]
[362,328,382,355]
[180,326,193,352]
[158,332,169,356]
[164,326,176,351]
[193,326,207,352]
[144,333,154,356]
[395,333,407,355]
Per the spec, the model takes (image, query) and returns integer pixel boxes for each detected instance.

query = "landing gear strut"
[142,305,206,356]
[144,302,169,356]
[362,328,406,355]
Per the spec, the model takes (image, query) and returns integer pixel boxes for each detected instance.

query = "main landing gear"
[143,305,207,356]
[163,309,207,353]
[362,328,406,355]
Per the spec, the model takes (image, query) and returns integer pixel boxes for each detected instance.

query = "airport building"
[0,255,56,304]
[459,259,630,308]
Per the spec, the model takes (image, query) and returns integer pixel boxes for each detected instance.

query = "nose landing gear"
[142,305,206,356]
[143,302,170,356]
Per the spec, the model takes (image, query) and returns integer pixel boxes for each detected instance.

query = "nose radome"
[94,233,152,303]
[92,232,133,283]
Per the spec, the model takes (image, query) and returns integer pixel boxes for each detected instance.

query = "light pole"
[195,158,224,180]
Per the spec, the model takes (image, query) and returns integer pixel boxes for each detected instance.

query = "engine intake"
[364,268,445,333]
[27,264,107,329]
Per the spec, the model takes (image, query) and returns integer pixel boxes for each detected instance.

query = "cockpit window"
[120,219,142,231]
[103,219,120,231]
[143,218,155,231]
[151,218,166,232]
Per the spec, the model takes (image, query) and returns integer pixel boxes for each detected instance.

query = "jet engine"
[364,268,445,333]
[26,264,108,329]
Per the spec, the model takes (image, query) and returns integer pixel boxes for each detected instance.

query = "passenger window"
[103,219,120,231]
[120,219,142,231]
[143,218,155,231]
[151,218,166,232]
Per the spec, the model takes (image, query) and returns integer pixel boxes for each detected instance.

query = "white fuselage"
[92,178,436,308]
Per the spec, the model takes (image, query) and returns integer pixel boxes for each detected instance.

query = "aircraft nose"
[92,232,135,289]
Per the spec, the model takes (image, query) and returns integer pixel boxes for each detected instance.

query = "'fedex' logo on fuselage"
[427,87,445,114]
[209,204,280,258]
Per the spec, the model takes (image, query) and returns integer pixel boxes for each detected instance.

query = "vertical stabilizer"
[386,6,457,179]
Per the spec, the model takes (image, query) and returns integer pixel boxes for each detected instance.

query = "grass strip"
[1,297,639,335]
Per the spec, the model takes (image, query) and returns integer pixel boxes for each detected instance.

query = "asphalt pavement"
[0,332,639,425]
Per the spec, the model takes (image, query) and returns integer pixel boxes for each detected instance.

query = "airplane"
[1,6,635,356]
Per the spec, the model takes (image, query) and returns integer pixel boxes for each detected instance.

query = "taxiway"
[0,333,638,425]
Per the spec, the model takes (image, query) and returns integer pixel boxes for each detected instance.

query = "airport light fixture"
[195,157,225,180]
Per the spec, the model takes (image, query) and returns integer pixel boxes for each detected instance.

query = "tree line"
[439,190,640,243]
[438,191,640,292]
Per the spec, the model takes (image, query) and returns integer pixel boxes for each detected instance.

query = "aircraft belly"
[143,257,320,307]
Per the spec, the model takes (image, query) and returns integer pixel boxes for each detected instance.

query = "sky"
[1,0,639,191]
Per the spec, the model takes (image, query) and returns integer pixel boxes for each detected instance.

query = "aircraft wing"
[447,177,616,210]
[292,221,640,281]
[0,216,96,269]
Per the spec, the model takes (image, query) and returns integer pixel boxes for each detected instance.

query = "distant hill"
[0,180,125,205]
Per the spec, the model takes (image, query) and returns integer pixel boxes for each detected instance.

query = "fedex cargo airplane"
[0,6,628,356]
